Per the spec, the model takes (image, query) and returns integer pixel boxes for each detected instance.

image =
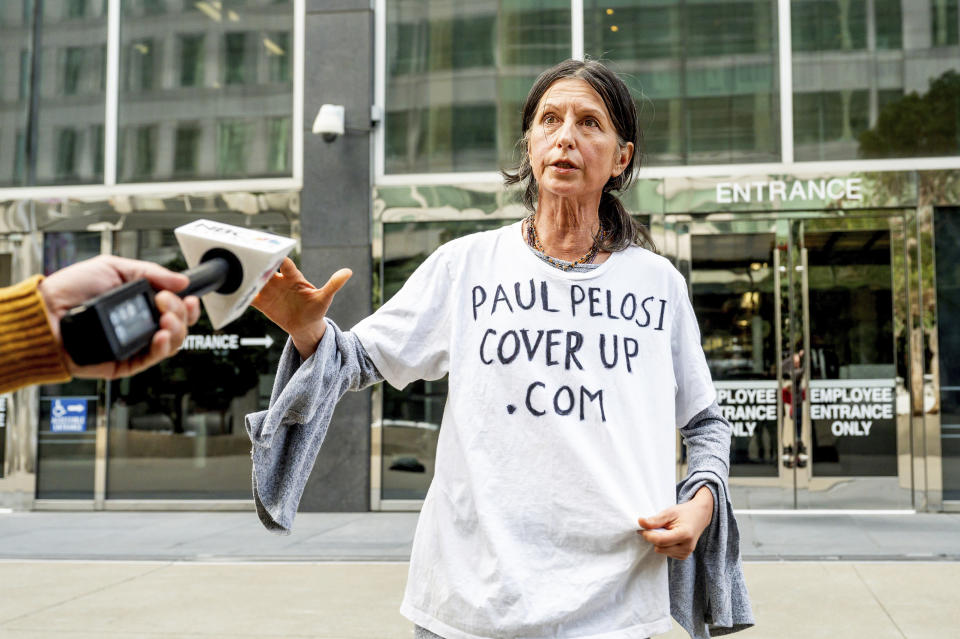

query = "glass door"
[792,215,911,509]
[668,211,912,510]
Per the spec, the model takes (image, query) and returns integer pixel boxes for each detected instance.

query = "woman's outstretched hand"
[252,258,352,359]
[636,485,714,560]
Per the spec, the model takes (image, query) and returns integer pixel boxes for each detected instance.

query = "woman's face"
[527,77,633,202]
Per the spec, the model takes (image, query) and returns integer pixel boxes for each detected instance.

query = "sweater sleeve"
[670,402,755,638]
[0,275,71,394]
[244,318,383,533]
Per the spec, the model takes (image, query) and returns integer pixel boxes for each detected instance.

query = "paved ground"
[2,511,959,562]
[0,511,958,638]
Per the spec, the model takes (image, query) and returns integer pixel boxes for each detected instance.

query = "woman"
[246,59,752,639]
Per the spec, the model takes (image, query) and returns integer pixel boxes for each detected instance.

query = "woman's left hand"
[636,485,714,560]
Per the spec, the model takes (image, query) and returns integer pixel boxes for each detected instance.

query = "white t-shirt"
[352,221,716,639]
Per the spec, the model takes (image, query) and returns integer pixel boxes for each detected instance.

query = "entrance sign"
[49,398,88,433]
[715,380,778,439]
[180,334,275,351]
[809,378,898,476]
[810,379,895,437]
[716,178,863,204]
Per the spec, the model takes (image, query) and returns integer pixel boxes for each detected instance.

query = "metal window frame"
[777,0,793,163]
[374,156,960,188]
[0,0,303,201]
[571,0,584,61]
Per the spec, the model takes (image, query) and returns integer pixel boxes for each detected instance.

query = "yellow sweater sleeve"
[0,275,72,394]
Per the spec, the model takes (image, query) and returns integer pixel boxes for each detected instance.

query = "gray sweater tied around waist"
[245,319,754,638]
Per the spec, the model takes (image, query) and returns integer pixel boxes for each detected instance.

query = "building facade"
[0,0,958,512]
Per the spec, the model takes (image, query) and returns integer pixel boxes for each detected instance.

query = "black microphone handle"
[179,257,229,298]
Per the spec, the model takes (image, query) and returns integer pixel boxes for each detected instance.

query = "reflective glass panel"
[792,0,960,160]
[118,0,293,182]
[689,233,779,477]
[105,225,294,499]
[36,231,103,499]
[378,213,651,500]
[379,219,515,499]
[935,207,960,501]
[0,1,107,186]
[385,0,571,174]
[584,0,781,166]
[804,228,897,477]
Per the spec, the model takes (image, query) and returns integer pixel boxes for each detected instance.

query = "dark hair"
[502,58,655,252]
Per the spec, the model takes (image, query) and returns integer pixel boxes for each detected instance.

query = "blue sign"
[50,398,88,433]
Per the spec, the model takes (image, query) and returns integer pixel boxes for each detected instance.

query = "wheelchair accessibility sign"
[50,398,88,433]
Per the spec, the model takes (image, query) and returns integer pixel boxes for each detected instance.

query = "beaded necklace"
[524,215,606,271]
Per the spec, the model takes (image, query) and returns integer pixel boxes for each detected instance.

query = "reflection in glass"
[689,233,778,476]
[804,228,896,477]
[118,0,293,182]
[174,123,201,176]
[35,231,103,499]
[378,215,651,499]
[380,219,515,499]
[793,0,960,160]
[385,0,571,174]
[584,0,780,166]
[106,227,294,499]
[934,207,960,500]
[0,1,107,186]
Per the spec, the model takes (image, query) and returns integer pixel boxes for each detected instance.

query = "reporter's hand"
[39,255,201,380]
[251,258,352,359]
[637,485,714,560]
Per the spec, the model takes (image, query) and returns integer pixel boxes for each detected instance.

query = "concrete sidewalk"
[1,511,958,562]
[1,511,958,638]
[1,560,957,638]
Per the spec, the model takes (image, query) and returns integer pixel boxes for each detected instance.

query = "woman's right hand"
[252,258,352,359]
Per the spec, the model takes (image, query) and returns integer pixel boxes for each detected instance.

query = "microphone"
[60,219,296,366]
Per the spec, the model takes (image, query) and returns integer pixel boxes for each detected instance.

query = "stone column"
[298,0,374,511]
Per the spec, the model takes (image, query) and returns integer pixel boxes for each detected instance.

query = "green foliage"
[859,70,960,158]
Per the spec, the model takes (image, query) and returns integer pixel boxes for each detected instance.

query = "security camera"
[312,104,345,142]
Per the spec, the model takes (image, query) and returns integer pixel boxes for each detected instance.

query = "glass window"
[173,123,201,175]
[0,41,30,186]
[105,226,295,500]
[792,0,867,52]
[55,128,78,180]
[66,0,87,19]
[118,0,294,182]
[62,47,85,95]
[134,125,157,178]
[584,0,780,166]
[224,32,253,85]
[380,218,516,499]
[179,35,205,87]
[875,0,903,50]
[385,0,571,174]
[217,119,253,175]
[931,0,959,47]
[125,39,159,92]
[936,207,960,501]
[36,231,103,500]
[267,116,290,174]
[793,0,960,160]
[32,1,107,186]
[265,31,290,83]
